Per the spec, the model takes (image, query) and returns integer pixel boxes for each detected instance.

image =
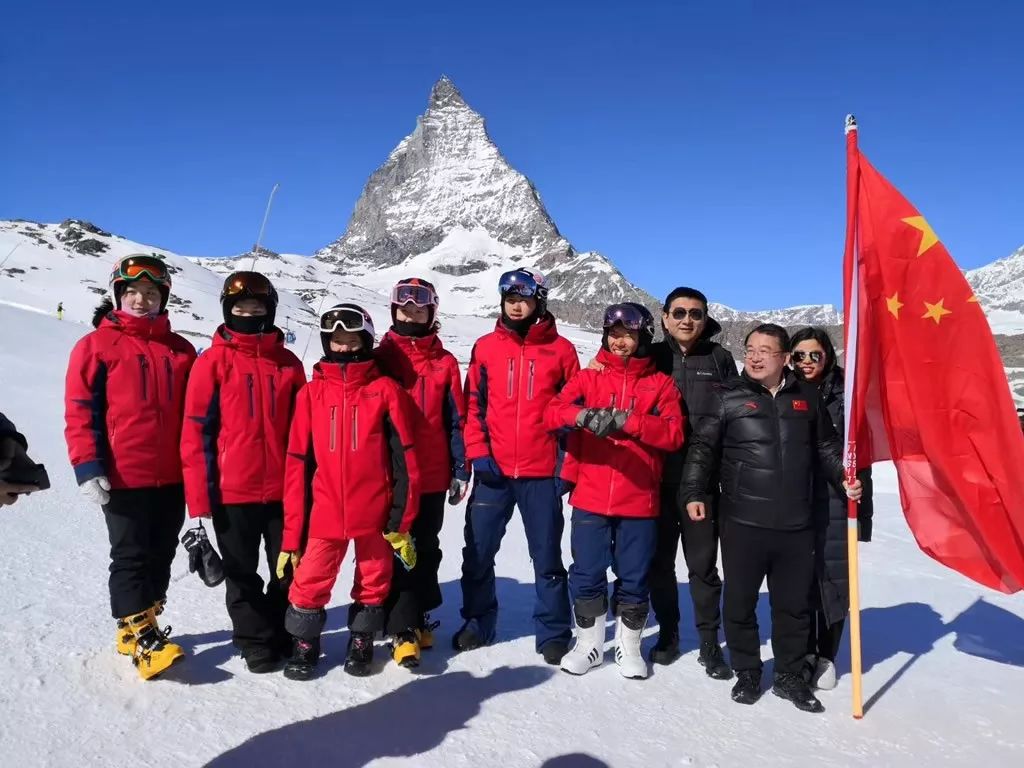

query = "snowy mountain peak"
[312,77,653,326]
[966,244,1024,334]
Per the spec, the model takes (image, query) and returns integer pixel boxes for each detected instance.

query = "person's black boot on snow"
[541,640,570,665]
[244,645,280,674]
[344,632,374,677]
[731,669,763,705]
[772,672,825,713]
[648,628,681,665]
[283,636,320,681]
[698,640,732,680]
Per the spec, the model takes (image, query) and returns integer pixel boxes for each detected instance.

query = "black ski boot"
[772,672,825,713]
[541,640,570,665]
[698,640,733,680]
[648,628,681,665]
[731,669,763,705]
[244,645,280,674]
[283,636,320,681]
[344,632,374,677]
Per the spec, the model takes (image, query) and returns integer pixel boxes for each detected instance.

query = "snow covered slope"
[966,244,1024,334]
[1,300,1022,768]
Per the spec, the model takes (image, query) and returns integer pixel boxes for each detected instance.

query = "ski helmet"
[602,302,655,355]
[498,267,548,317]
[220,271,278,332]
[319,303,375,358]
[390,277,439,334]
[109,254,172,312]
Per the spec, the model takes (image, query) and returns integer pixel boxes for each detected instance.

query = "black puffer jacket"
[682,371,845,530]
[652,317,738,487]
[813,366,874,624]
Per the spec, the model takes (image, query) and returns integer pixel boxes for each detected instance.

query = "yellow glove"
[383,531,417,571]
[275,550,301,580]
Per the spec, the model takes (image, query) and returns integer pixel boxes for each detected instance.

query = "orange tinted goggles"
[116,255,171,284]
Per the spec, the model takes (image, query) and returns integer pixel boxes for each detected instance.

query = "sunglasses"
[320,306,375,337]
[669,307,706,321]
[791,350,825,364]
[115,255,171,285]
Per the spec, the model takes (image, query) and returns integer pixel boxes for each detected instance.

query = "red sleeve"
[387,385,422,534]
[622,376,685,453]
[63,334,108,485]
[544,369,588,432]
[180,354,220,519]
[462,341,490,462]
[282,385,313,552]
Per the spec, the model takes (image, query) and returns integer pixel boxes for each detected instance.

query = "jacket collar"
[596,347,655,377]
[380,329,442,359]
[312,358,380,387]
[213,324,284,356]
[493,312,559,345]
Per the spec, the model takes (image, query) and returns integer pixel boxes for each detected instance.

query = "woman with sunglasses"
[546,303,683,679]
[374,278,469,669]
[179,272,306,674]
[278,303,421,680]
[64,254,196,680]
[789,327,874,690]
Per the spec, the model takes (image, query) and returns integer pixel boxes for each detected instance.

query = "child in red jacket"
[375,278,469,668]
[64,254,196,680]
[544,303,684,680]
[279,303,421,679]
[180,272,306,674]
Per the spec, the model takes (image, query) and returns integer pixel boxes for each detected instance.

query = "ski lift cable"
[250,183,280,272]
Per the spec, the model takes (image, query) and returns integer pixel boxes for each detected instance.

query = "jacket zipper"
[506,358,514,399]
[527,360,535,400]
[608,374,629,501]
[268,375,277,418]
[351,405,359,451]
[246,374,255,418]
[138,355,149,401]
[419,377,426,411]
[513,347,524,477]
[164,358,173,401]
[329,406,337,452]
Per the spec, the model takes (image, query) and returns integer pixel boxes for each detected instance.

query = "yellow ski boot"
[415,615,440,650]
[391,631,420,669]
[123,609,184,680]
[115,618,136,656]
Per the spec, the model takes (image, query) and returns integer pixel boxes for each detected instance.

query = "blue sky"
[3,1,1022,310]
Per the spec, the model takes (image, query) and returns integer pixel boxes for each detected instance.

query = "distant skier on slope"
[454,268,580,665]
[180,272,306,674]
[375,278,470,669]
[56,302,64,320]
[278,303,422,680]
[546,302,683,680]
[63,254,196,680]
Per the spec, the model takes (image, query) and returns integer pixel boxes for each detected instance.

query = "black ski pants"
[721,519,814,675]
[648,484,723,642]
[808,612,846,662]
[103,485,186,618]
[211,502,288,653]
[384,492,445,635]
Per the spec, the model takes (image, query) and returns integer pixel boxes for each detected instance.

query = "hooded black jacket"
[651,315,738,487]
[682,370,846,531]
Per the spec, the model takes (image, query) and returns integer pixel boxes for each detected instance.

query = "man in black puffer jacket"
[682,324,862,714]
[646,287,737,677]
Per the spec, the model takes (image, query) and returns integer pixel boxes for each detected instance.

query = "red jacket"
[181,326,307,518]
[64,311,196,490]
[282,359,421,552]
[544,348,685,518]
[375,330,469,494]
[464,314,580,479]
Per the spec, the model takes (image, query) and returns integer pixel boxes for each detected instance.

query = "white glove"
[448,478,469,505]
[80,476,111,506]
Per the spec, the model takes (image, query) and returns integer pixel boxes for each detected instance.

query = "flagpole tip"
[845,114,858,134]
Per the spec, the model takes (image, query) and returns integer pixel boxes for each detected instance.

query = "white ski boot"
[812,657,837,690]
[614,610,648,680]
[560,613,606,676]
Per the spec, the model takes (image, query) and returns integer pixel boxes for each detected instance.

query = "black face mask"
[326,350,372,364]
[226,314,271,335]
[392,320,432,338]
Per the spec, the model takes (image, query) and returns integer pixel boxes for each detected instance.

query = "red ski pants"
[288,535,394,610]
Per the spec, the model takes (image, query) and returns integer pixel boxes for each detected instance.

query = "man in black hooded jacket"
[683,324,862,714]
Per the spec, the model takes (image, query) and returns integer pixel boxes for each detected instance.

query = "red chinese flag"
[843,120,1024,593]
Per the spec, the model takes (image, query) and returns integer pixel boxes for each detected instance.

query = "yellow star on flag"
[967,295,979,303]
[922,299,952,325]
[902,216,940,256]
[886,293,904,319]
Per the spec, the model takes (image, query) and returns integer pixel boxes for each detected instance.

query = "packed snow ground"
[1,302,1023,768]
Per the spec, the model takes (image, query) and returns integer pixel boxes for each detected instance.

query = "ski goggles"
[391,282,438,307]
[791,350,824,364]
[113,255,171,285]
[221,271,275,300]
[320,306,375,337]
[498,269,542,298]
[602,303,651,331]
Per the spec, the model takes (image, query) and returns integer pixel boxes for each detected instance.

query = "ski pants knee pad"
[285,606,326,641]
